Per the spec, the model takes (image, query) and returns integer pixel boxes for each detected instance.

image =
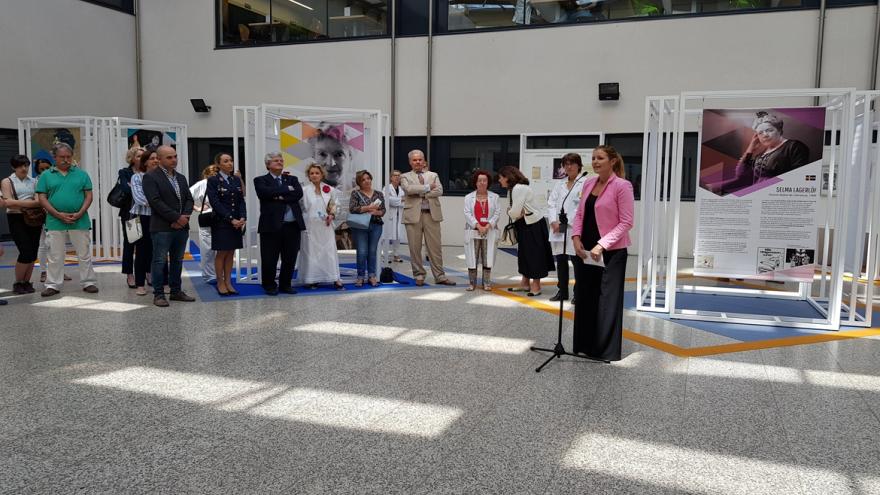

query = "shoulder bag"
[6,177,46,227]
[347,191,372,230]
[197,186,216,228]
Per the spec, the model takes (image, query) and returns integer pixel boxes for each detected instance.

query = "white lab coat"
[381,183,407,243]
[463,191,500,269]
[546,174,589,256]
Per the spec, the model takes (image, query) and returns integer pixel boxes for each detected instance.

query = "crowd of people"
[0,144,634,361]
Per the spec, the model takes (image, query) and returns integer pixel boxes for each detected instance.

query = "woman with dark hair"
[207,152,247,296]
[571,145,634,362]
[349,170,385,287]
[463,169,500,291]
[129,148,165,296]
[707,112,810,195]
[1,155,43,294]
[497,165,555,296]
[118,146,143,287]
[546,152,590,303]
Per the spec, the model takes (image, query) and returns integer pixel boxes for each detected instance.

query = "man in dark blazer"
[143,145,196,307]
[254,152,306,295]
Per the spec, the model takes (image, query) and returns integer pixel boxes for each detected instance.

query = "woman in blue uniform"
[207,152,247,296]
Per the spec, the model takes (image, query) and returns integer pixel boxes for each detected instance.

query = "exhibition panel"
[636,89,879,330]
[16,116,187,262]
[233,104,387,284]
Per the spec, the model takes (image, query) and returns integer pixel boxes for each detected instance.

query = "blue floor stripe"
[625,291,879,342]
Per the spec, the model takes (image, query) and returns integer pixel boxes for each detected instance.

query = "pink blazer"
[571,174,634,251]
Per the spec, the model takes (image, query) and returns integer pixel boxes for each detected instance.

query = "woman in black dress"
[497,166,555,296]
[206,152,247,296]
[571,145,634,362]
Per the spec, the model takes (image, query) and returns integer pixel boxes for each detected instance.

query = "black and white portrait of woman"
[309,126,354,189]
[705,112,812,196]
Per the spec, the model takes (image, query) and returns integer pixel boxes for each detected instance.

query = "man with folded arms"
[400,149,455,286]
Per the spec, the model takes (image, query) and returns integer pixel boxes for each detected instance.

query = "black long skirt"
[572,248,627,361]
[514,217,555,279]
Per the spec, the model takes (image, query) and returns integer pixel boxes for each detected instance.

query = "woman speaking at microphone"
[570,145,634,362]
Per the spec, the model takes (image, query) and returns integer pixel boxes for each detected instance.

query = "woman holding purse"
[129,147,168,296]
[349,170,386,287]
[497,166,555,296]
[296,164,345,290]
[1,155,43,294]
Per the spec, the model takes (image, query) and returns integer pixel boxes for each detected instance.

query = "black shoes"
[169,291,196,302]
[549,291,569,302]
[278,287,297,294]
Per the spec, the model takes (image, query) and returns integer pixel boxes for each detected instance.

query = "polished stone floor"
[1,242,879,494]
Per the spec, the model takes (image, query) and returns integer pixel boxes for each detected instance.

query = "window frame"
[214,0,393,49]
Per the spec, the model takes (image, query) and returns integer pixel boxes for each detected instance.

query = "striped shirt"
[129,172,152,216]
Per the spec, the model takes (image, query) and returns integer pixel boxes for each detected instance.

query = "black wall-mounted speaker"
[190,99,212,113]
[599,83,620,101]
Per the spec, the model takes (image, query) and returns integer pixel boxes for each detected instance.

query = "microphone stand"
[529,173,602,372]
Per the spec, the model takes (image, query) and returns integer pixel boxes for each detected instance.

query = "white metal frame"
[637,89,872,330]
[636,96,679,313]
[233,104,386,285]
[17,116,187,262]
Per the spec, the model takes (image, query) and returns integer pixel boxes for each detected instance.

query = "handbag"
[197,187,216,228]
[347,190,373,230]
[107,182,132,209]
[5,177,46,227]
[347,212,371,230]
[125,215,143,243]
[499,221,518,247]
[380,266,394,283]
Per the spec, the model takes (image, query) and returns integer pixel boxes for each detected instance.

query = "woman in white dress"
[296,164,345,290]
[546,152,589,302]
[382,170,407,263]
[463,170,500,291]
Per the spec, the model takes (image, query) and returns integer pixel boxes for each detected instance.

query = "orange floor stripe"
[491,285,880,358]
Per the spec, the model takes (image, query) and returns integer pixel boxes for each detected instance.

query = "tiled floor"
[1,242,879,494]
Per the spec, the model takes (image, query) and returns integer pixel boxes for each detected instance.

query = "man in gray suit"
[400,150,455,286]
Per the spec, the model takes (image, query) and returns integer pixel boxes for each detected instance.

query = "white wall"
[0,0,138,128]
[135,1,880,250]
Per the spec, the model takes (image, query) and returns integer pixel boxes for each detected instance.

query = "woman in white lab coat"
[546,152,590,302]
[463,170,500,291]
[382,170,407,263]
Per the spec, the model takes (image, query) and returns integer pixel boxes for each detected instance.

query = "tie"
[277,176,282,186]
[418,172,429,210]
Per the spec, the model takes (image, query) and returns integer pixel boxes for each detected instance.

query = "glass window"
[604,132,699,201]
[393,136,518,195]
[80,0,134,14]
[397,0,430,35]
[441,0,835,32]
[431,136,519,195]
[218,0,388,47]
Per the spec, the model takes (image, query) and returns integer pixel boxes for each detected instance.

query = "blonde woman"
[297,164,345,290]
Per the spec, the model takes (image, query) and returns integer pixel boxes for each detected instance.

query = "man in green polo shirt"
[35,143,98,297]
